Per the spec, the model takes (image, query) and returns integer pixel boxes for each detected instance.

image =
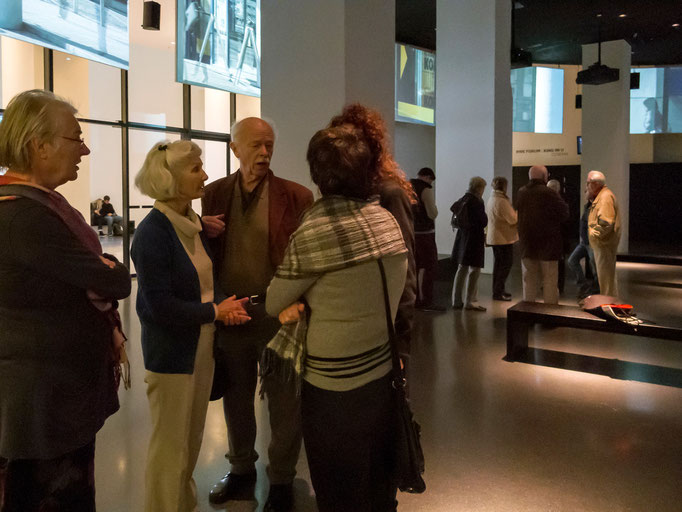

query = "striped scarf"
[259,195,407,394]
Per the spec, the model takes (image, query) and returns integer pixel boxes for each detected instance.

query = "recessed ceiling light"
[619,14,627,18]
[170,42,175,45]
[673,23,680,28]
[65,57,71,61]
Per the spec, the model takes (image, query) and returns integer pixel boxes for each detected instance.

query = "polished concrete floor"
[96,261,682,511]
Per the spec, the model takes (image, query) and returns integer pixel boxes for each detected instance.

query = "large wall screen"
[395,43,435,126]
[177,0,260,97]
[511,66,564,134]
[0,0,128,69]
[630,66,682,134]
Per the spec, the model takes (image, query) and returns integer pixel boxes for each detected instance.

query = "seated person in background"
[95,195,123,236]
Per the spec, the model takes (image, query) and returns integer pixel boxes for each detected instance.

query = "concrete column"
[581,40,631,252]
[435,0,512,254]
[260,0,395,191]
[344,0,396,143]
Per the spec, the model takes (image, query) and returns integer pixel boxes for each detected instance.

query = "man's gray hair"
[587,170,606,185]
[230,117,276,144]
[0,89,76,173]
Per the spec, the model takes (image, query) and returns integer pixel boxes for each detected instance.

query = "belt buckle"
[249,294,262,306]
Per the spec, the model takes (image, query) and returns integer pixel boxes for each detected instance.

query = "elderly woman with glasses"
[132,140,251,512]
[0,89,132,511]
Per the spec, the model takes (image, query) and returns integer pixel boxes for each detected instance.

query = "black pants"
[1,440,95,512]
[414,232,438,306]
[215,303,302,484]
[302,375,398,512]
[492,244,514,297]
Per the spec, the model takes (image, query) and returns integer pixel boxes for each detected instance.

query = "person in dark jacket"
[0,89,131,511]
[132,140,250,512]
[567,190,599,300]
[410,167,442,311]
[451,176,488,311]
[516,165,569,304]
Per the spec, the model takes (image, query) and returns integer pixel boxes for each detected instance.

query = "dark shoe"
[502,292,512,300]
[493,295,512,301]
[417,303,446,312]
[464,304,487,312]
[264,483,293,512]
[98,230,104,236]
[452,302,464,310]
[208,471,257,505]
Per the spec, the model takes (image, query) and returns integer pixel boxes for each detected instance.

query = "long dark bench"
[505,301,682,361]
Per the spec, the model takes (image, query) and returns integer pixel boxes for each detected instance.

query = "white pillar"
[260,0,395,191]
[580,40,631,252]
[435,0,512,254]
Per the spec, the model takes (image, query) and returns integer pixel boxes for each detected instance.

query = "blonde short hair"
[491,176,507,192]
[135,140,202,200]
[468,176,487,194]
[0,89,76,173]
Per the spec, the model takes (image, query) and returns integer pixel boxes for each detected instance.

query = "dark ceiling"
[396,0,682,66]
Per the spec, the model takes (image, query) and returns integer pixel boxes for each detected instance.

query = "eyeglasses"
[59,135,86,146]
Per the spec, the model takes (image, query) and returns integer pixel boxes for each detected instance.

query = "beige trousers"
[522,258,559,304]
[144,324,215,512]
[592,244,619,297]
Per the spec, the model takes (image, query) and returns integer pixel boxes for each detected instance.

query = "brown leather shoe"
[208,471,257,505]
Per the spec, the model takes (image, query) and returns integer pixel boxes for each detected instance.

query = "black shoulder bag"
[377,259,426,494]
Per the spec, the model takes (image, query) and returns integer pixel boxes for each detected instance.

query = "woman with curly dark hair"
[329,104,416,357]
[263,127,408,511]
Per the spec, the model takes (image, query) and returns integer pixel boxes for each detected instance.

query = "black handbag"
[210,341,228,401]
[377,259,426,494]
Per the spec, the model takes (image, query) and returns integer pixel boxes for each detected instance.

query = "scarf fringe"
[259,346,301,398]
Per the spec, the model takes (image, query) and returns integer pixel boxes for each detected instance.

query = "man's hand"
[215,296,250,326]
[99,255,116,269]
[278,302,305,325]
[202,214,226,238]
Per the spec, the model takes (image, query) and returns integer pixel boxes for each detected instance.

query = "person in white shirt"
[486,176,518,301]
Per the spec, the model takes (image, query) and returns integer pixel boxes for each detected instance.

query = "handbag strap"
[377,259,406,388]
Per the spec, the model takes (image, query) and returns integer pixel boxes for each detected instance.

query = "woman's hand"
[278,302,305,325]
[215,296,251,326]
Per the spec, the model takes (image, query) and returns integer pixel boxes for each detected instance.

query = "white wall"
[261,0,346,190]
[435,0,512,254]
[0,36,44,107]
[394,122,435,179]
[345,0,396,140]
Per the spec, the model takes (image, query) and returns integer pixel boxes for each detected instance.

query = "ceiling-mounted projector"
[576,62,620,85]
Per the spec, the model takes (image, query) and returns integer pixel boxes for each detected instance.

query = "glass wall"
[0,1,260,270]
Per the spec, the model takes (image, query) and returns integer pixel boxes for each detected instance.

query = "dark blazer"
[0,192,130,459]
[516,179,570,260]
[452,192,488,268]
[131,208,226,374]
[202,169,314,272]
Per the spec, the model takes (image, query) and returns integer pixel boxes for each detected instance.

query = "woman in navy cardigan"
[132,140,250,512]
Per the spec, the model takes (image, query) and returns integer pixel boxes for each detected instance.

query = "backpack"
[450,195,469,230]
